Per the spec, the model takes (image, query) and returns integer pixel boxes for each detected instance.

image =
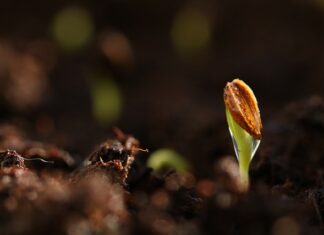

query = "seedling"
[147,148,190,173]
[224,79,262,190]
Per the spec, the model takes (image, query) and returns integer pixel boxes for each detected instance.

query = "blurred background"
[0,0,323,178]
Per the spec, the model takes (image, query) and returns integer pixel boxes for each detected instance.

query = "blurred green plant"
[171,7,212,57]
[89,74,122,126]
[147,148,190,173]
[51,6,94,52]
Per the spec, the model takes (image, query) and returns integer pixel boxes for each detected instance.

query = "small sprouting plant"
[224,79,262,190]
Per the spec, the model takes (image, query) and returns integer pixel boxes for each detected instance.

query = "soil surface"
[1,0,324,234]
[0,97,324,235]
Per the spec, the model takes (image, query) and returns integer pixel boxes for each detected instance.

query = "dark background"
[0,0,323,177]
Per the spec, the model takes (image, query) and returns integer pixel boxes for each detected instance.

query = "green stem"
[238,145,251,190]
[226,108,255,191]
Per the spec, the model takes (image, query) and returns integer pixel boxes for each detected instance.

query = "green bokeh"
[89,75,123,126]
[52,6,94,51]
[147,148,190,173]
[171,7,212,57]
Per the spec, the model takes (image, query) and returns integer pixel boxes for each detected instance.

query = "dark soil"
[1,0,324,234]
[0,97,323,235]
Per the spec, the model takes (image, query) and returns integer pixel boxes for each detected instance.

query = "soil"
[0,97,323,235]
[0,1,324,234]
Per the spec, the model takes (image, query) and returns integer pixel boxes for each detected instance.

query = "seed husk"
[224,79,262,139]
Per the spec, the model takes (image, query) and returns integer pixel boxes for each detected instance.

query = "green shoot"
[226,108,260,190]
[224,79,262,191]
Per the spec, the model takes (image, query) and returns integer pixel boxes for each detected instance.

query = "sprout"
[147,148,190,173]
[224,79,262,190]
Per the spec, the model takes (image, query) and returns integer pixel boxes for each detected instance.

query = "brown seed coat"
[224,79,262,139]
